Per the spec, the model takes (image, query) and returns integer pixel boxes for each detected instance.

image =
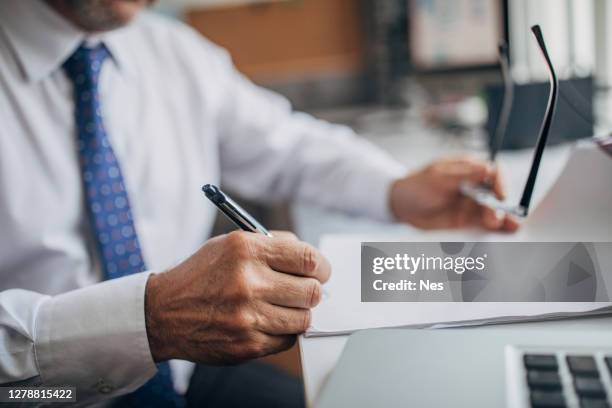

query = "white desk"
[294,127,576,406]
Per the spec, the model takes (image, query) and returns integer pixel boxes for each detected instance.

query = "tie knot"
[63,43,110,85]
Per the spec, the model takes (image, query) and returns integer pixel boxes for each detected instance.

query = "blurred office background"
[152,0,610,242]
[150,0,612,380]
[155,0,608,128]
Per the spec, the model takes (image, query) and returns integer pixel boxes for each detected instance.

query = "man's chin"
[105,0,150,25]
[48,0,153,32]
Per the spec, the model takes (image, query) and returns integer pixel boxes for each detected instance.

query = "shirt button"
[99,384,114,394]
[94,381,115,394]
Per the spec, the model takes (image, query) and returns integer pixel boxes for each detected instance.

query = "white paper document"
[307,141,612,337]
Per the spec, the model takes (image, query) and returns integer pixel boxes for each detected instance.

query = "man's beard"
[58,0,150,32]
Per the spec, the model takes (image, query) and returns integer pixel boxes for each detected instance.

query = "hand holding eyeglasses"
[461,24,559,218]
[390,156,520,232]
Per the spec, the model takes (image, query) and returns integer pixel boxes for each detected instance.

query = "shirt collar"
[0,0,136,82]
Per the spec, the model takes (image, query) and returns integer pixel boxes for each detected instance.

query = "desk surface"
[295,128,577,406]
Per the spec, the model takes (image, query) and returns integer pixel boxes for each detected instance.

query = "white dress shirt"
[0,0,404,404]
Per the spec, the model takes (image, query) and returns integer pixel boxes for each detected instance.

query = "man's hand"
[390,156,520,231]
[144,231,330,365]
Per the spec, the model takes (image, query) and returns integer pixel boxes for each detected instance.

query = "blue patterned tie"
[63,44,184,408]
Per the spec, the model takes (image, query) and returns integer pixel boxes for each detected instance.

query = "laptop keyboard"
[524,353,611,408]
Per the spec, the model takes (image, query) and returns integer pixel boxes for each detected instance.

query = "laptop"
[316,326,612,408]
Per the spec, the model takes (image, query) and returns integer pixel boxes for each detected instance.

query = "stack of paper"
[307,141,612,337]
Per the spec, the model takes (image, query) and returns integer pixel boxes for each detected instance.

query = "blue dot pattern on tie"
[63,44,184,408]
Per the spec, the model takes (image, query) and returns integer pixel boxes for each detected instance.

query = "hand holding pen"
[142,185,330,366]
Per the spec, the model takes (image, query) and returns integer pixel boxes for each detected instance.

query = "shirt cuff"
[35,272,157,403]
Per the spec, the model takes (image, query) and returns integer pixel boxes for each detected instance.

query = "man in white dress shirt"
[0,0,518,406]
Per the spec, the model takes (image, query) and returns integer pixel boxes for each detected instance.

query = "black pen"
[202,184,273,237]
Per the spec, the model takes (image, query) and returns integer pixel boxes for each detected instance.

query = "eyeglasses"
[461,24,559,217]
[489,41,512,163]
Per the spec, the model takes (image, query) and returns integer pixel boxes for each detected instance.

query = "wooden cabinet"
[186,0,366,82]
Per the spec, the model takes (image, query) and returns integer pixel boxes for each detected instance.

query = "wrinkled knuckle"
[226,231,252,259]
[232,270,255,301]
[234,310,255,333]
[302,245,319,275]
[276,309,290,329]
[248,275,267,298]
[225,230,244,247]
[307,279,322,307]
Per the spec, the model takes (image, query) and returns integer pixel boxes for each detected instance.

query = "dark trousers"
[185,362,305,408]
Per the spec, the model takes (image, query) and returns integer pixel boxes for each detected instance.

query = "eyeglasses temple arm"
[490,42,513,162]
[518,25,559,216]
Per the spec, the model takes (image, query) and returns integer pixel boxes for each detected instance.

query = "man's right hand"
[144,231,331,365]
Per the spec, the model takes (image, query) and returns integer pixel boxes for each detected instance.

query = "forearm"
[290,119,405,221]
[220,107,405,221]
